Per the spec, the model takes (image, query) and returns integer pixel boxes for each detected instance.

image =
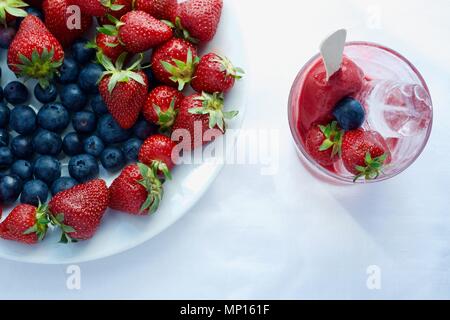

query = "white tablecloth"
[1,0,449,299]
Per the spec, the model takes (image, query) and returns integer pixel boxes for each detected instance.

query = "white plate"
[0,1,247,264]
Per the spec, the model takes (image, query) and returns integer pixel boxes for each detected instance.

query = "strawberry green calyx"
[318,121,343,157]
[164,17,199,44]
[154,98,178,131]
[97,17,120,37]
[14,48,63,89]
[189,92,239,132]
[86,39,119,57]
[23,203,50,242]
[213,54,245,79]
[137,163,165,214]
[97,14,125,37]
[161,48,199,91]
[150,159,173,181]
[353,152,388,182]
[97,25,118,37]
[98,52,145,93]
[49,213,77,244]
[0,0,28,27]
[100,0,125,11]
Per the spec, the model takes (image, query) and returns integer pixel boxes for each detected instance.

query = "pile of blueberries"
[0,34,157,207]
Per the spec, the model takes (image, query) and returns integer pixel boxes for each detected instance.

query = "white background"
[1,0,450,299]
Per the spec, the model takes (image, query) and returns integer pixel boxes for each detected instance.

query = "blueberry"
[33,156,61,185]
[33,130,62,156]
[51,177,77,196]
[0,27,16,49]
[0,175,23,205]
[100,147,125,172]
[34,83,58,103]
[90,94,108,114]
[0,102,10,128]
[69,154,99,183]
[122,138,142,162]
[133,119,157,140]
[0,129,9,147]
[0,86,3,101]
[11,160,34,181]
[72,39,95,65]
[83,135,105,158]
[4,81,29,105]
[60,84,88,112]
[72,111,97,134]
[10,105,37,135]
[78,63,103,94]
[333,97,366,131]
[57,58,80,84]
[11,135,33,159]
[97,114,131,144]
[62,132,84,157]
[0,147,14,169]
[20,180,49,206]
[37,103,70,133]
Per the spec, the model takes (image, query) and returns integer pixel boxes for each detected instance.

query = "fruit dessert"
[0,0,244,245]
[289,42,432,183]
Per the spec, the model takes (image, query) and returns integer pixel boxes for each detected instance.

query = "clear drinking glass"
[288,42,433,184]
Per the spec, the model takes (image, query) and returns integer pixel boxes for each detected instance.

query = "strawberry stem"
[189,92,239,132]
[98,52,145,93]
[160,48,199,91]
[154,98,178,131]
[23,202,50,242]
[137,163,166,214]
[318,121,343,158]
[100,0,125,11]
[212,54,245,79]
[165,17,199,44]
[14,48,63,89]
[0,0,28,27]
[49,213,78,244]
[353,152,388,182]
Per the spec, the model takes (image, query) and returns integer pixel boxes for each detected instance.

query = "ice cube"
[362,81,432,137]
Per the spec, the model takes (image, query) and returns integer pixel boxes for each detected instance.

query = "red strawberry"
[172,92,238,150]
[135,0,178,20]
[175,0,223,42]
[191,53,244,93]
[98,53,149,129]
[0,204,49,245]
[143,86,184,130]
[49,179,109,242]
[341,129,391,182]
[139,134,177,176]
[100,10,172,54]
[88,32,126,63]
[98,0,133,25]
[305,121,343,167]
[7,15,64,88]
[151,38,198,90]
[69,0,124,16]
[0,0,28,26]
[43,0,93,47]
[109,163,165,215]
